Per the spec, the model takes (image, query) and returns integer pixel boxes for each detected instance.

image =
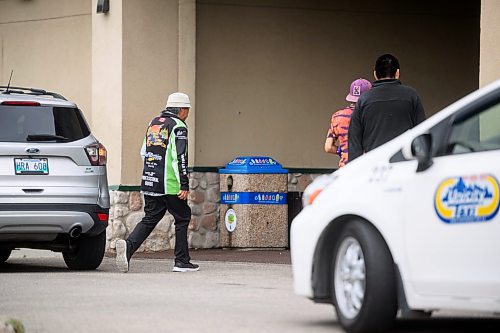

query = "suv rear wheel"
[0,249,12,264]
[63,231,106,270]
[331,220,397,333]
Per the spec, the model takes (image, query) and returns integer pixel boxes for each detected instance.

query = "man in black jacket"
[348,54,426,162]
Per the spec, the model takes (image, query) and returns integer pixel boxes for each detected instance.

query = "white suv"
[291,80,500,333]
[0,86,109,270]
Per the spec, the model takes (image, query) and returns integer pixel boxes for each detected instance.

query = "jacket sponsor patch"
[175,129,187,140]
[434,174,499,224]
[146,125,168,148]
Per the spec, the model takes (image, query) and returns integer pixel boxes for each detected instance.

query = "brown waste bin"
[219,156,288,248]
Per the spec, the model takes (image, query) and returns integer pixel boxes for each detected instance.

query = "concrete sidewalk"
[106,248,291,264]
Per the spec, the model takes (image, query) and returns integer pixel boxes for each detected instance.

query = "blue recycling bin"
[219,157,288,248]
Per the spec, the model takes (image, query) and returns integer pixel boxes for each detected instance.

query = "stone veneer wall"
[287,173,323,192]
[106,172,220,253]
[106,172,327,252]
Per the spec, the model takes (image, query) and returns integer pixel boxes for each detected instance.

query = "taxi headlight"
[302,174,337,207]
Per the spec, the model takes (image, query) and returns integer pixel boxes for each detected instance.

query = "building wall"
[0,0,191,187]
[0,0,92,123]
[480,0,500,87]
[480,0,500,139]
[121,0,180,185]
[196,0,480,168]
[1,0,483,184]
[91,0,123,186]
[91,0,185,186]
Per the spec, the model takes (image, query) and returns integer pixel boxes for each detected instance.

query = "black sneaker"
[115,239,129,273]
[173,261,200,272]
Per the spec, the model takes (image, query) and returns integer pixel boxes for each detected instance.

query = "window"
[0,106,90,142]
[447,101,500,154]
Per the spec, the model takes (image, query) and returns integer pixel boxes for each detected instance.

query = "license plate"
[14,158,49,175]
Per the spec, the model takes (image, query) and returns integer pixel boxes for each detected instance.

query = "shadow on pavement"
[299,315,500,333]
[302,317,500,333]
[392,317,500,333]
[0,261,69,273]
[301,318,339,329]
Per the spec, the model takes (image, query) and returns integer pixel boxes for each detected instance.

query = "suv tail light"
[85,143,107,166]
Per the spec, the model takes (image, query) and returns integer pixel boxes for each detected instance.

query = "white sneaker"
[115,239,129,273]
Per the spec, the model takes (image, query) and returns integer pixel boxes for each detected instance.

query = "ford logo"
[26,148,40,154]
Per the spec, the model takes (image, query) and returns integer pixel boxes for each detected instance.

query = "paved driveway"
[1,249,499,333]
[1,249,336,333]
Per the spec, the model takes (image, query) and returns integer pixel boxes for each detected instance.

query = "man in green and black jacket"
[116,92,199,273]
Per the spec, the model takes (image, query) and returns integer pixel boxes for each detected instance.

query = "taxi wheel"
[331,220,397,333]
[63,231,106,270]
[0,249,12,264]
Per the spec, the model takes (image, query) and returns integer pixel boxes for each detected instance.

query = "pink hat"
[346,78,372,102]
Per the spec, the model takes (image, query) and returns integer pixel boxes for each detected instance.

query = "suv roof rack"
[0,86,67,101]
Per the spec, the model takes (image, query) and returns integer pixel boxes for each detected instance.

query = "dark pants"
[126,194,191,264]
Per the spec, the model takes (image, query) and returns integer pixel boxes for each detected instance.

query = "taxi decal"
[434,174,499,224]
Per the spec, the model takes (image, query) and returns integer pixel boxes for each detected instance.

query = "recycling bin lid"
[219,156,288,174]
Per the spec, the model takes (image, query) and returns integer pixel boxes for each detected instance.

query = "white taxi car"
[291,80,500,333]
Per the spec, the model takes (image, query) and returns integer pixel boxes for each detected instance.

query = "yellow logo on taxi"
[434,174,499,224]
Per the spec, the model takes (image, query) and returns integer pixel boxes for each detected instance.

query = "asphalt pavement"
[1,248,500,333]
[1,248,333,333]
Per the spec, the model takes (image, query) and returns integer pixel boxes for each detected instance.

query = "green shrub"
[6,319,25,333]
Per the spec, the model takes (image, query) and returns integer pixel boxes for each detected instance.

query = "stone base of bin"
[219,204,288,248]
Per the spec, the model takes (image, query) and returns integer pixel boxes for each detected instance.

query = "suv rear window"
[0,105,90,142]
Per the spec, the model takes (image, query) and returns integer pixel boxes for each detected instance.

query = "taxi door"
[403,96,500,301]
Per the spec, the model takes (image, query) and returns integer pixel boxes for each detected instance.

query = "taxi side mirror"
[411,134,433,172]
[402,133,433,172]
